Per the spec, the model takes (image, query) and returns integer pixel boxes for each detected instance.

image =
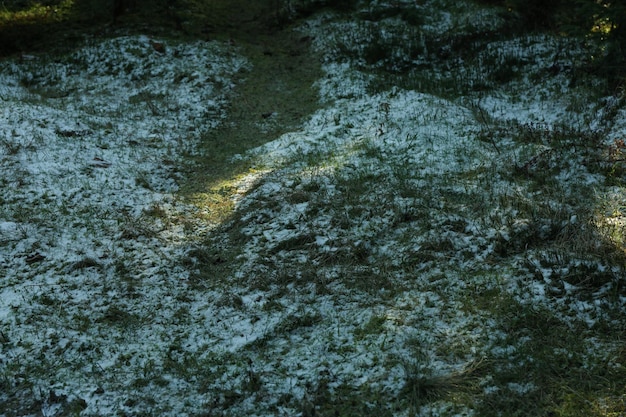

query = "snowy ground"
[2,1,626,416]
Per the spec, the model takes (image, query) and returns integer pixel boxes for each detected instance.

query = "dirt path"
[179,18,324,223]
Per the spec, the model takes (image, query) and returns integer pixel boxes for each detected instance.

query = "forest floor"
[2,1,626,416]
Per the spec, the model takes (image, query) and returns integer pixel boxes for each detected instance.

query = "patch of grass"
[270,233,317,254]
[67,256,102,273]
[331,18,425,74]
[117,210,161,240]
[177,23,323,231]
[474,294,626,417]
[354,313,386,340]
[97,304,141,327]
[340,266,397,296]
[401,359,484,411]
[278,309,323,333]
[300,380,398,417]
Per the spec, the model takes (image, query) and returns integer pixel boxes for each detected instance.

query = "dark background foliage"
[478,0,626,90]
[0,0,624,89]
[0,0,357,52]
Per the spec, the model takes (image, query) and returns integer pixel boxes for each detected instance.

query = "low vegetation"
[1,0,625,416]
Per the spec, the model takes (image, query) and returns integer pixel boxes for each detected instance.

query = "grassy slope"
[182,2,626,416]
[1,0,626,416]
[179,22,324,227]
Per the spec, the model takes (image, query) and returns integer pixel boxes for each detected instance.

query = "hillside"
[1,1,626,416]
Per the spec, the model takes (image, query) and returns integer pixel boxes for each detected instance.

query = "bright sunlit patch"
[591,16,614,36]
[231,169,271,205]
[187,168,271,224]
[0,0,74,25]
[595,188,626,253]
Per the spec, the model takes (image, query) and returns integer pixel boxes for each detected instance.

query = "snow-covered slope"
[1,2,625,416]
